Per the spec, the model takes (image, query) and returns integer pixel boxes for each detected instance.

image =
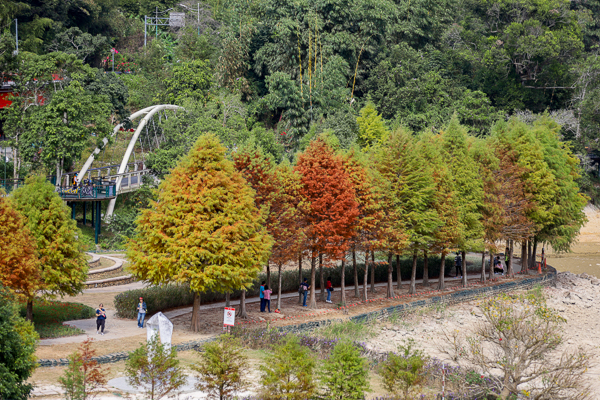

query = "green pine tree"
[320,341,370,400]
[356,102,389,149]
[259,336,316,400]
[440,115,485,285]
[373,128,439,294]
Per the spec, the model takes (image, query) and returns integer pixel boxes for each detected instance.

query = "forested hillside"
[1,0,600,199]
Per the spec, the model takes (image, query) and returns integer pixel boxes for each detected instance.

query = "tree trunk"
[319,253,325,301]
[489,251,494,278]
[423,250,429,287]
[386,252,394,298]
[13,147,19,181]
[191,292,202,331]
[277,263,283,310]
[266,263,271,289]
[461,250,467,287]
[363,250,369,301]
[521,241,527,272]
[508,240,514,277]
[26,299,33,322]
[532,238,538,272]
[56,160,61,188]
[480,251,486,283]
[341,259,346,306]
[409,250,418,294]
[298,253,303,304]
[353,249,359,297]
[396,254,402,291]
[370,251,375,293]
[527,240,532,269]
[437,251,446,290]
[309,253,317,309]
[238,290,248,319]
[225,292,230,307]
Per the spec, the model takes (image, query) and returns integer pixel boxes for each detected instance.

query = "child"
[326,277,333,303]
[263,285,272,313]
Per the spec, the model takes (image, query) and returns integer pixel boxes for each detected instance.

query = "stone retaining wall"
[84,275,135,289]
[37,267,556,367]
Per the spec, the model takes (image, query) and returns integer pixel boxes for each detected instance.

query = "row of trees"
[127,112,587,330]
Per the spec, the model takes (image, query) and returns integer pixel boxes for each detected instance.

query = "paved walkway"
[40,253,522,346]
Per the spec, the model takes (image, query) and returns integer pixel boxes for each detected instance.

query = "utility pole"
[144,15,147,47]
[198,3,200,36]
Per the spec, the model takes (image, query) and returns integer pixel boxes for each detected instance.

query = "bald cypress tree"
[11,176,88,321]
[128,134,272,330]
[440,116,485,286]
[373,128,438,295]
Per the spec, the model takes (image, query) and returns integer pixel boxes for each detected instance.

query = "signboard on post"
[223,307,235,327]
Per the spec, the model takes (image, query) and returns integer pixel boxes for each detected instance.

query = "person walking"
[300,278,310,307]
[259,281,266,312]
[454,253,462,278]
[263,285,272,313]
[96,303,106,335]
[136,297,147,328]
[326,277,333,303]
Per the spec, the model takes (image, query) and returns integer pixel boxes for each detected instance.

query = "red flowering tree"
[295,137,359,309]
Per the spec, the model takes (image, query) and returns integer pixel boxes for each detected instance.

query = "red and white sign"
[223,307,235,326]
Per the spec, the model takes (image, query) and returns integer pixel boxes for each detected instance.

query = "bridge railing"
[0,179,24,194]
[55,183,117,200]
[62,162,145,187]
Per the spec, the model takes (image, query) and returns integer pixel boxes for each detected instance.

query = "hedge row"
[114,254,483,318]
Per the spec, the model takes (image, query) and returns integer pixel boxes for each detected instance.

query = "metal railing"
[0,178,24,194]
[55,183,117,200]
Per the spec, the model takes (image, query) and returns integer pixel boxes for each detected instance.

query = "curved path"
[41,251,521,346]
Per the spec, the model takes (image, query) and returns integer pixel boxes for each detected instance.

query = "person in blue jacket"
[96,304,106,335]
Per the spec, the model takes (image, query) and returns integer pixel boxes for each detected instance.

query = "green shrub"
[378,339,427,399]
[320,341,370,400]
[18,299,95,339]
[125,335,186,400]
[259,336,317,400]
[193,334,249,399]
[114,284,195,319]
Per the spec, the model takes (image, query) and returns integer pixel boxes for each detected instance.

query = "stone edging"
[87,258,123,277]
[37,268,556,367]
[87,252,101,268]
[84,275,135,289]
[37,338,216,367]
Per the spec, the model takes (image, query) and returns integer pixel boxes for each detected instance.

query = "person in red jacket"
[326,277,333,303]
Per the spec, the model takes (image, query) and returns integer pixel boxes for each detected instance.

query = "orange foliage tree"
[233,144,302,311]
[0,193,41,319]
[295,137,359,309]
[343,149,387,302]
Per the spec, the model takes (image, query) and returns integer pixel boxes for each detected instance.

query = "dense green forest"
[1,0,600,199]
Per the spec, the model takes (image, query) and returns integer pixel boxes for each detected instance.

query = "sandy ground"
[364,271,600,396]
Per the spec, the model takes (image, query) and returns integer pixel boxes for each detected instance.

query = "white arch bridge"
[58,105,183,228]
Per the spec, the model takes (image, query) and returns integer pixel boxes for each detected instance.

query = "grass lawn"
[21,299,96,339]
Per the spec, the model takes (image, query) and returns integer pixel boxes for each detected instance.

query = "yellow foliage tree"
[127,134,273,331]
